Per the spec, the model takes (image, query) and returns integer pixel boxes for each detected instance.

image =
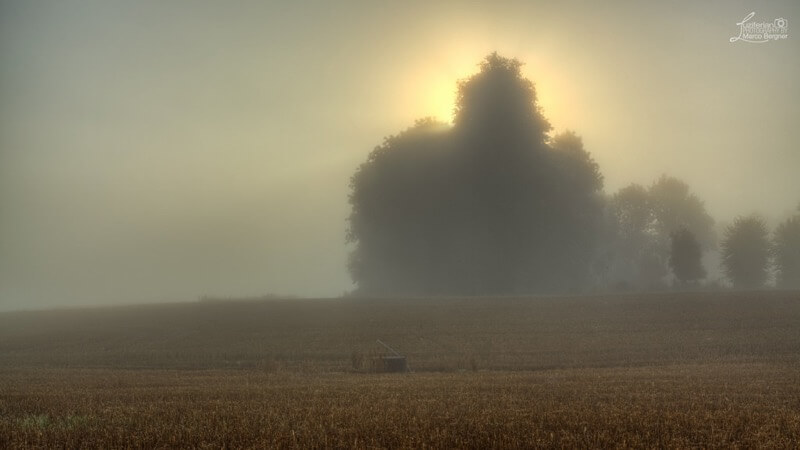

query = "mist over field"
[1,1,799,310]
[3,3,800,447]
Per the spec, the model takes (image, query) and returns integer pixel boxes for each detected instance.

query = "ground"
[1,291,799,447]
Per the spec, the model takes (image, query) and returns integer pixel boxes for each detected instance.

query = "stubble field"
[2,291,800,448]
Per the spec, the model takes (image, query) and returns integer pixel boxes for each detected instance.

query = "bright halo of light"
[403,47,571,128]
[407,52,478,125]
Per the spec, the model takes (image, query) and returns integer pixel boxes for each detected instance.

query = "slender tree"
[669,228,706,286]
[721,215,771,289]
[773,214,800,289]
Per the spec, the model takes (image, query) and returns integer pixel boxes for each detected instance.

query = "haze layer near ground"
[1,291,798,370]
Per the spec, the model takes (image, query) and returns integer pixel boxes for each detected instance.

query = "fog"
[1,1,799,310]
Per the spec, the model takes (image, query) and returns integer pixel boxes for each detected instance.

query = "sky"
[1,1,798,310]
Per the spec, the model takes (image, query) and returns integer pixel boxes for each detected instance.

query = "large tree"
[721,215,771,289]
[773,213,800,289]
[347,53,604,295]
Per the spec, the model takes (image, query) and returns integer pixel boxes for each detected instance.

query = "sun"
[405,54,477,125]
[424,78,459,124]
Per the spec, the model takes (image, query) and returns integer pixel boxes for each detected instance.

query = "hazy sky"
[1,1,798,310]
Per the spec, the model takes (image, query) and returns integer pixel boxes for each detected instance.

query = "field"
[2,291,800,447]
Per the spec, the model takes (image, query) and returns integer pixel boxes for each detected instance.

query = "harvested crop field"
[2,291,800,448]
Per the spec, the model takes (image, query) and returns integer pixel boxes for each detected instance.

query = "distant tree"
[606,176,714,290]
[669,228,706,286]
[648,175,716,251]
[608,184,662,287]
[721,215,771,289]
[347,53,604,295]
[773,214,800,289]
[612,184,652,242]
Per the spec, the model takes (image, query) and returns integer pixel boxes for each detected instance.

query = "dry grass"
[1,291,800,447]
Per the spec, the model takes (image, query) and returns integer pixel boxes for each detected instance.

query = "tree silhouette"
[773,213,800,289]
[721,215,771,289]
[669,228,706,286]
[347,53,604,295]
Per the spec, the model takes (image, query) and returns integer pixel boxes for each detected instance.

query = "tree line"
[347,53,800,295]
